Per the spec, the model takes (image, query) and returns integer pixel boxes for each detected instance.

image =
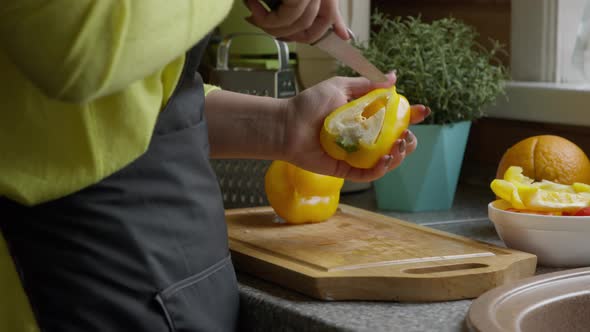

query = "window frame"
[486,0,590,125]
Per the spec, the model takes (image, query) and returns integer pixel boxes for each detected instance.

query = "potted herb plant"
[338,13,508,212]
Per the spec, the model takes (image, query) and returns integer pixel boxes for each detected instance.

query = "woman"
[0,0,429,331]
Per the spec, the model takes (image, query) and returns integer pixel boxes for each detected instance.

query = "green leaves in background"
[337,12,508,125]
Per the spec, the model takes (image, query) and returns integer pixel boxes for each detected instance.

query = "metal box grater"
[209,32,298,98]
[209,33,298,208]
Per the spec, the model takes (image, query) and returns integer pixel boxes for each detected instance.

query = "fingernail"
[383,154,393,169]
[406,131,415,144]
[386,70,397,80]
[425,107,432,116]
[399,139,407,154]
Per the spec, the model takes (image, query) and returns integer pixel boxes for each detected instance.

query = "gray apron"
[0,36,239,332]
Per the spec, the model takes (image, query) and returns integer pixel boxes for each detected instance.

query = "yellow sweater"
[0,0,233,205]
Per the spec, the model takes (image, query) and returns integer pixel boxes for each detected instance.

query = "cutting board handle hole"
[403,263,489,274]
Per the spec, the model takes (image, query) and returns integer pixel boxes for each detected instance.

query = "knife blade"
[312,30,388,83]
[257,0,388,83]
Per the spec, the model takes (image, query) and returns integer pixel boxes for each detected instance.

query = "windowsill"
[484,81,590,127]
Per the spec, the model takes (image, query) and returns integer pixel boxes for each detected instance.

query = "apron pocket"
[155,255,239,332]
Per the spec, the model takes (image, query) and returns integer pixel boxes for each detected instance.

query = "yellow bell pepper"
[320,86,411,169]
[491,166,590,212]
[264,161,344,224]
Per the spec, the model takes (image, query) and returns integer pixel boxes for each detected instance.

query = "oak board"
[226,204,536,302]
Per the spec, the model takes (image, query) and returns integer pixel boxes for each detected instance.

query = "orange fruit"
[496,135,590,185]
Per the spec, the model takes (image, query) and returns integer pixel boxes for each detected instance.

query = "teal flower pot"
[374,121,472,212]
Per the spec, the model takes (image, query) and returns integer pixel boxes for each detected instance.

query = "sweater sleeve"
[0,0,233,103]
[204,84,221,96]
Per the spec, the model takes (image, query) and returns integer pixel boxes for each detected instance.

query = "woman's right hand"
[244,0,349,43]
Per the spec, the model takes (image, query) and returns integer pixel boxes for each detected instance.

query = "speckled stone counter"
[236,184,563,332]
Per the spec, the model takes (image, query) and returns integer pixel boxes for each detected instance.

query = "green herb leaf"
[336,13,509,125]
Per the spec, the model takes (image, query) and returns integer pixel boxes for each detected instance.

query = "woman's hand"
[281,73,431,182]
[244,0,349,43]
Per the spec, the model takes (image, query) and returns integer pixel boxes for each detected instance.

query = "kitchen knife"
[257,0,388,83]
[311,30,388,83]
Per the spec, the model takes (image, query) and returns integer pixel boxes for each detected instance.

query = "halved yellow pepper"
[264,160,344,224]
[320,86,411,169]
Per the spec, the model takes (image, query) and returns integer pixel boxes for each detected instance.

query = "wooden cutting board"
[226,204,537,302]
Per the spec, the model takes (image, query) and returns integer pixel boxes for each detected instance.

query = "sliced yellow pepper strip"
[491,166,590,212]
[490,179,527,210]
[320,86,411,169]
[264,161,344,224]
[573,182,590,193]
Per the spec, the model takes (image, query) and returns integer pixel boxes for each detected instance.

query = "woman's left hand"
[281,73,431,182]
[244,0,349,43]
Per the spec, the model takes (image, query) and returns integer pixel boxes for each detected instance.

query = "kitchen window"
[486,0,590,126]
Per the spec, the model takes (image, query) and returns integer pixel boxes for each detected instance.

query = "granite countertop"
[236,184,563,332]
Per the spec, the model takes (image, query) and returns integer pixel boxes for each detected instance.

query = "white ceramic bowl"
[488,200,590,267]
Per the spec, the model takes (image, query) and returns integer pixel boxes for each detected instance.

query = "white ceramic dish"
[488,200,590,267]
